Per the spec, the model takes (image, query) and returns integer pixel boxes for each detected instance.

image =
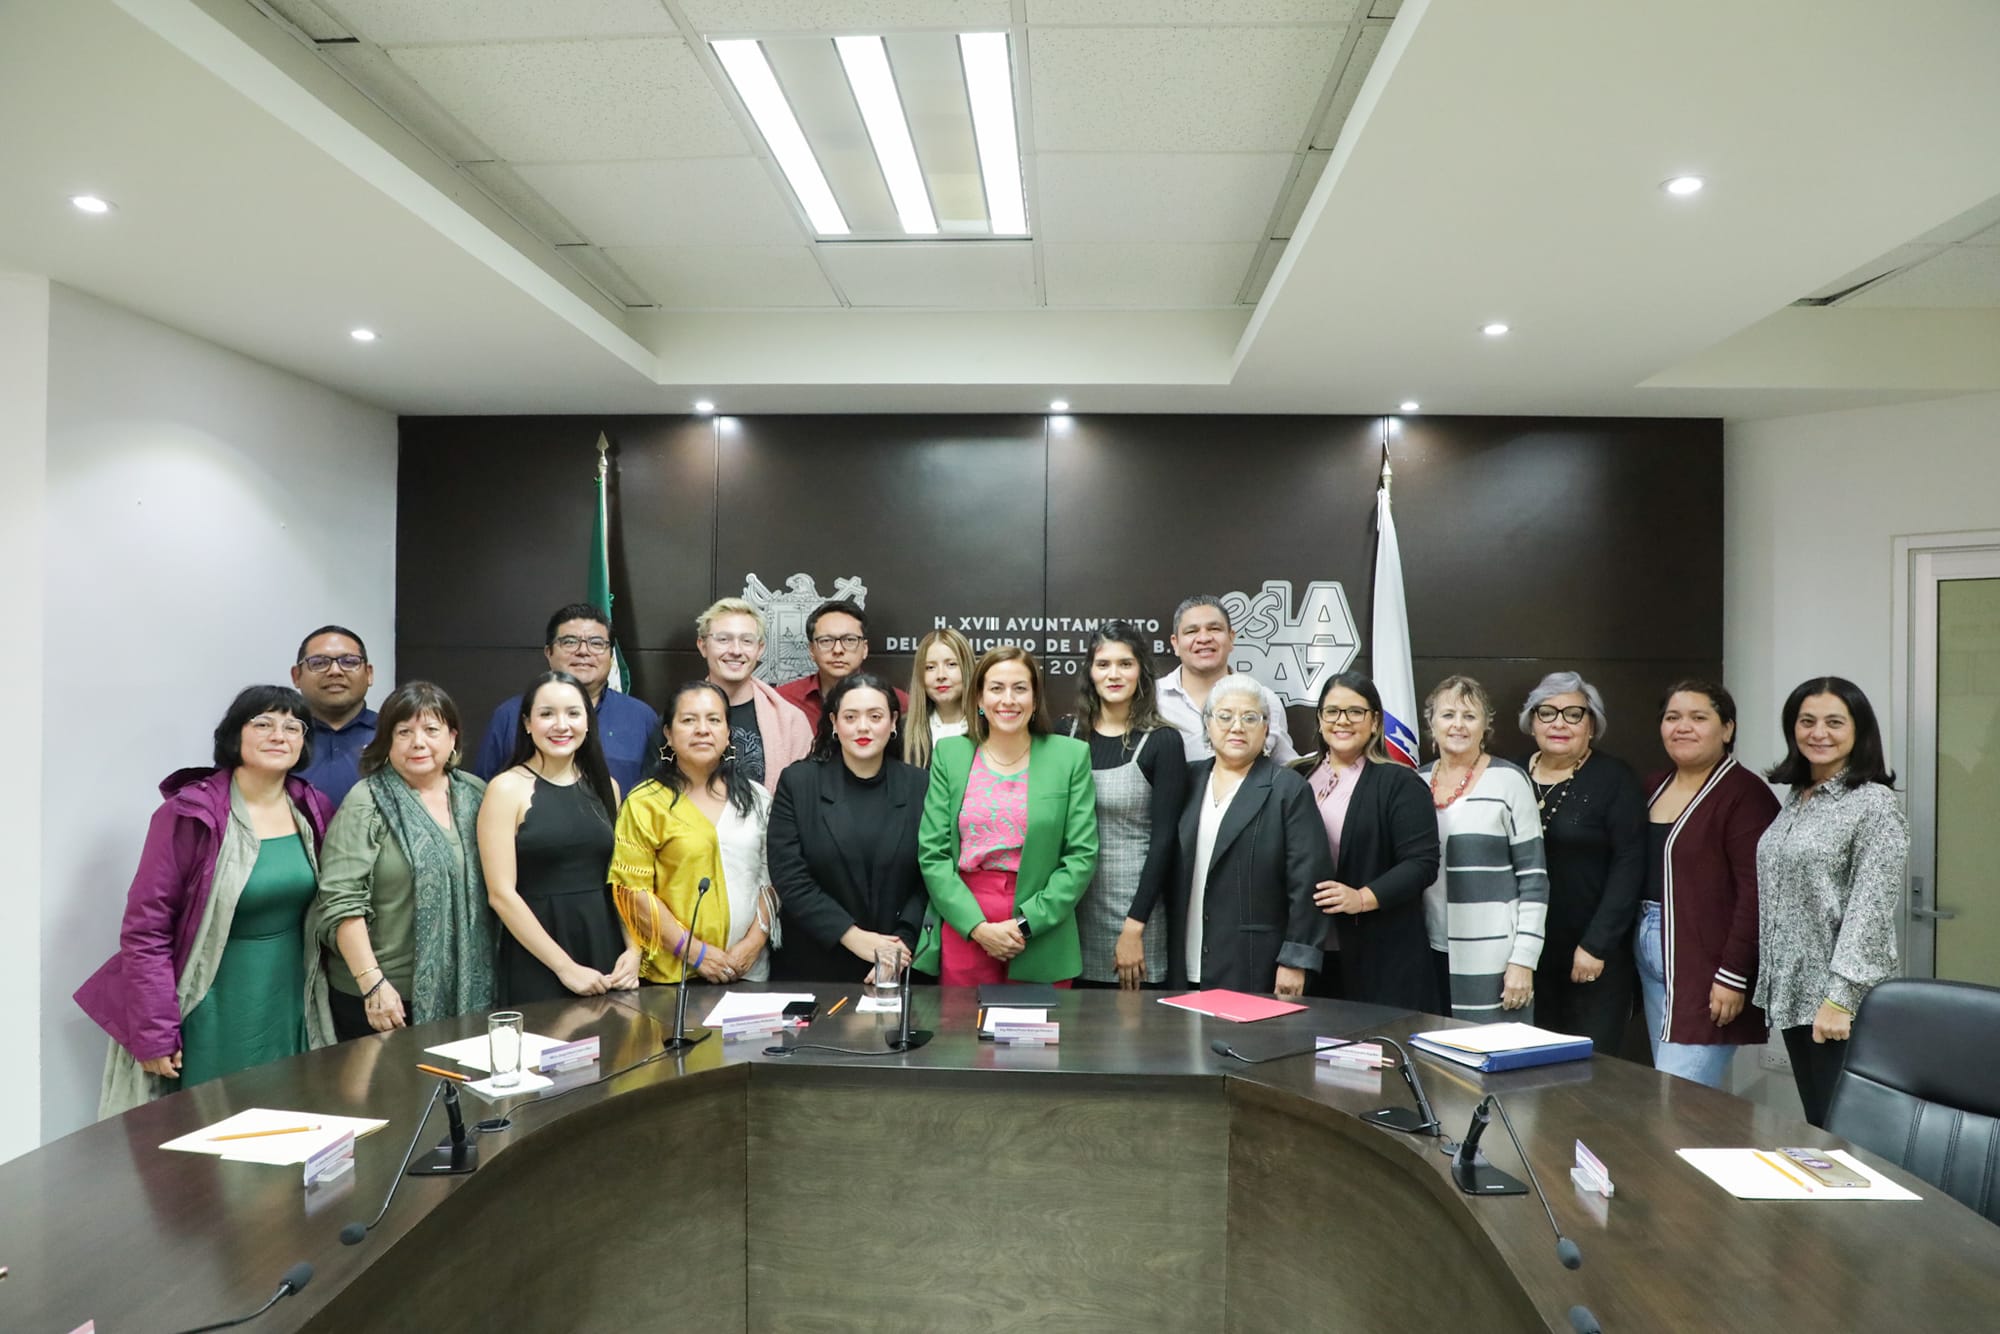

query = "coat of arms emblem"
[742,572,870,684]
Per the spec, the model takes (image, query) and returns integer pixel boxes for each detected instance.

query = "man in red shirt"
[775,599,908,731]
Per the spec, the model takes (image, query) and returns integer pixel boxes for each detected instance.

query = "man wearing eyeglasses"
[774,599,908,731]
[291,624,377,806]
[472,602,662,795]
[1156,595,1299,764]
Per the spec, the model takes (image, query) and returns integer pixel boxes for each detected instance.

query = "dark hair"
[1071,622,1165,753]
[1171,594,1231,636]
[970,645,1052,743]
[505,671,618,819]
[1658,679,1738,755]
[1316,670,1390,764]
[213,684,315,771]
[811,672,903,763]
[544,603,611,646]
[359,681,462,777]
[805,599,868,641]
[650,680,754,817]
[295,624,367,664]
[1766,676,1894,789]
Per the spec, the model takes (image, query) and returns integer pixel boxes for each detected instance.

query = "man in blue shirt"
[472,602,661,797]
[291,624,377,807]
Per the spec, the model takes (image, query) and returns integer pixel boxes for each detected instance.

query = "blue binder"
[1409,1031,1594,1072]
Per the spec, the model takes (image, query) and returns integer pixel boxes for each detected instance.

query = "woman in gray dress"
[1062,623,1188,988]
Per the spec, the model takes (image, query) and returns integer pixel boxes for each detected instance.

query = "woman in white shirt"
[904,627,976,770]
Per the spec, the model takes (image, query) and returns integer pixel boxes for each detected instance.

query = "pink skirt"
[941,868,1020,987]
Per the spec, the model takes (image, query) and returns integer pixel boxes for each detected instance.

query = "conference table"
[4,986,1997,1332]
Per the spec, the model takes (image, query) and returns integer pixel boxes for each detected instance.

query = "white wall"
[36,285,396,1146]
[1724,392,2000,773]
[0,274,51,1162]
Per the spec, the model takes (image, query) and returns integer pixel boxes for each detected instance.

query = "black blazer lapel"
[1330,759,1380,884]
[1179,757,1213,875]
[867,764,919,896]
[1207,760,1274,869]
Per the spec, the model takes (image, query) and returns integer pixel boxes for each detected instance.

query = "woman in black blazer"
[1168,675,1331,996]
[1290,671,1442,1011]
[767,673,928,983]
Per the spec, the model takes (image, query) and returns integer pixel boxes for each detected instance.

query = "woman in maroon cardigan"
[1636,681,1779,1089]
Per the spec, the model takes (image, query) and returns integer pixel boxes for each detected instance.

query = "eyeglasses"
[704,632,760,649]
[248,716,306,738]
[1533,705,1590,725]
[811,634,866,650]
[1211,710,1265,730]
[298,654,365,673]
[1319,705,1375,724]
[553,635,611,654]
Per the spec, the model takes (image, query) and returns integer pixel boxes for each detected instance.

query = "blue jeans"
[1634,901,1736,1090]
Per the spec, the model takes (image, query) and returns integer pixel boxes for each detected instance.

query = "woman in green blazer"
[917,646,1098,984]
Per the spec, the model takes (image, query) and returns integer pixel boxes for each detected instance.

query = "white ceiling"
[3,0,1999,418]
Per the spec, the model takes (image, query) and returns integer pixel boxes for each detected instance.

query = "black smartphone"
[782,1001,819,1023]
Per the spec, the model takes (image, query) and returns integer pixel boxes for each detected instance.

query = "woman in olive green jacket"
[916,646,1098,984]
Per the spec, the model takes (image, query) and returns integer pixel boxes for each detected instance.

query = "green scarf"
[366,768,495,1024]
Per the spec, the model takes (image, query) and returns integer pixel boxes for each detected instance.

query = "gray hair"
[1518,671,1608,738]
[1202,674,1269,724]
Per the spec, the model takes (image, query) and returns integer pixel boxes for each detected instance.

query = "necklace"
[982,741,1030,772]
[1530,749,1591,820]
[1431,761,1477,809]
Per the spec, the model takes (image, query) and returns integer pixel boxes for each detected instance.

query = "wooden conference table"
[4,986,1997,1333]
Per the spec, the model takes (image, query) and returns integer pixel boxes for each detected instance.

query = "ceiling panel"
[386,37,749,162]
[510,159,804,246]
[320,0,678,45]
[606,245,840,308]
[1043,242,1258,307]
[1031,26,1345,153]
[1036,152,1293,243]
[680,1,1010,34]
[1026,1,1358,22]
[819,241,1038,307]
[1845,245,2000,308]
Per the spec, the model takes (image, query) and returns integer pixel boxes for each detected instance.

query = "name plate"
[538,1035,600,1072]
[303,1129,355,1188]
[1315,1038,1388,1068]
[721,1012,786,1041]
[1572,1139,1614,1197]
[993,1021,1060,1046]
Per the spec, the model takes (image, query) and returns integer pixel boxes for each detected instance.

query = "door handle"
[1910,906,1957,920]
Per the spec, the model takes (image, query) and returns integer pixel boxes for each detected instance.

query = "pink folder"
[1157,989,1308,1023]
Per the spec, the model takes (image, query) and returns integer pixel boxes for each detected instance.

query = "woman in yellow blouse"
[611,681,778,984]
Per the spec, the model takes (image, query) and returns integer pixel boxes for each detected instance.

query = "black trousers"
[328,987,373,1042]
[1782,1024,1850,1129]
[1535,937,1638,1059]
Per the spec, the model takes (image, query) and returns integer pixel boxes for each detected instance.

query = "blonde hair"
[904,626,976,766]
[1423,674,1495,753]
[695,597,765,642]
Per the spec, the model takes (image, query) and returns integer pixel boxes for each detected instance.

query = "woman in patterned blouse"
[1755,676,1910,1128]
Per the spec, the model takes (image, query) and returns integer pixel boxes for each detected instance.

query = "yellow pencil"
[1755,1150,1814,1192]
[826,996,850,1017]
[209,1124,320,1142]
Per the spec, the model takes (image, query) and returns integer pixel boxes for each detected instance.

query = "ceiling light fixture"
[1399,401,1420,413]
[1481,322,1510,337]
[693,399,716,415]
[1662,175,1706,196]
[835,36,937,236]
[70,194,112,214]
[349,328,377,342]
[960,33,1027,236]
[1048,399,1069,413]
[713,39,850,236]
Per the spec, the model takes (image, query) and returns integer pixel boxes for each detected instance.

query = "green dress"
[176,834,316,1088]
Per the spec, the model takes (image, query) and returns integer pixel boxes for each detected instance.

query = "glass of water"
[488,1011,524,1088]
[870,946,904,1005]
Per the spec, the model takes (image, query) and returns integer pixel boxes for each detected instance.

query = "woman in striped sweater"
[1418,676,1549,1021]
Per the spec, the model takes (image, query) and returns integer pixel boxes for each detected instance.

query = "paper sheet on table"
[1677,1148,1921,1201]
[702,992,815,1027]
[982,1007,1049,1034]
[161,1108,388,1165]
[1414,1022,1589,1054]
[424,1031,565,1073]
[463,1070,555,1100]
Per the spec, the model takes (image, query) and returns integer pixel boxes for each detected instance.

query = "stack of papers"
[424,1031,567,1073]
[1677,1148,1921,1201]
[981,1006,1048,1035]
[1410,1022,1592,1071]
[160,1108,387,1165]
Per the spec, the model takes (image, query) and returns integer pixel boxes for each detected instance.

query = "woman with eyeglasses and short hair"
[1517,672,1646,1054]
[1290,671,1440,1009]
[1169,674,1330,998]
[77,685,339,1116]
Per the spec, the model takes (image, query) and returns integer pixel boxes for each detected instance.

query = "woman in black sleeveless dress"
[476,671,635,1005]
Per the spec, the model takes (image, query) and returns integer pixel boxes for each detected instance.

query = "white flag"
[1373,484,1419,766]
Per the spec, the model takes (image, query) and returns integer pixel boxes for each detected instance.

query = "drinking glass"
[488,1011,524,1088]
[870,947,904,1004]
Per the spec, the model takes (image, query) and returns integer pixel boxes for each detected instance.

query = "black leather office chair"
[1824,977,2000,1224]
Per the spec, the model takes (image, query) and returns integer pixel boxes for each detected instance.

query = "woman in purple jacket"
[76,685,337,1117]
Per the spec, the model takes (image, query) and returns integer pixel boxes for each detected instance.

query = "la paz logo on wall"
[1220,580,1360,707]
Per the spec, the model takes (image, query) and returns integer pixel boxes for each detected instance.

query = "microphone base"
[662,1029,712,1052]
[1364,1105,1437,1135]
[407,1136,480,1177]
[1450,1151,1527,1196]
[886,1029,934,1052]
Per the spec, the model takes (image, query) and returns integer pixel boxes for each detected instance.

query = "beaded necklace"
[1529,749,1592,822]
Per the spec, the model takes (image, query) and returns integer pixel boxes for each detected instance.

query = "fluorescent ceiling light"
[70,194,112,214]
[835,36,936,236]
[1482,322,1510,337]
[349,328,377,342]
[1399,401,1420,413]
[1662,174,1706,196]
[959,33,1026,236]
[713,39,849,236]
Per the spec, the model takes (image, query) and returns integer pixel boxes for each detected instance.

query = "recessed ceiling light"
[693,400,716,415]
[1399,401,1420,413]
[70,194,112,214]
[960,33,1027,236]
[349,328,377,342]
[835,36,937,236]
[712,39,850,236]
[1481,322,1510,337]
[1048,399,1069,413]
[1662,175,1706,196]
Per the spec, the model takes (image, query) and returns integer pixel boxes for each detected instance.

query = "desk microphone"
[1446,1092,1600,1327]
[1354,1035,1440,1136]
[167,1261,313,1333]
[340,1080,444,1245]
[407,1080,479,1176]
[664,878,713,1052]
[888,921,934,1052]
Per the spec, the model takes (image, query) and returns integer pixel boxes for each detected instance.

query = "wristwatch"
[1014,916,1033,940]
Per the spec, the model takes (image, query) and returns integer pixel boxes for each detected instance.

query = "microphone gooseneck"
[888,921,935,1052]
[341,1080,443,1244]
[164,1260,314,1333]
[665,878,714,1051]
[1484,1092,1583,1271]
[1356,1035,1440,1135]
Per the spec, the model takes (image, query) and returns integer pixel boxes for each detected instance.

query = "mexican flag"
[590,435,629,694]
